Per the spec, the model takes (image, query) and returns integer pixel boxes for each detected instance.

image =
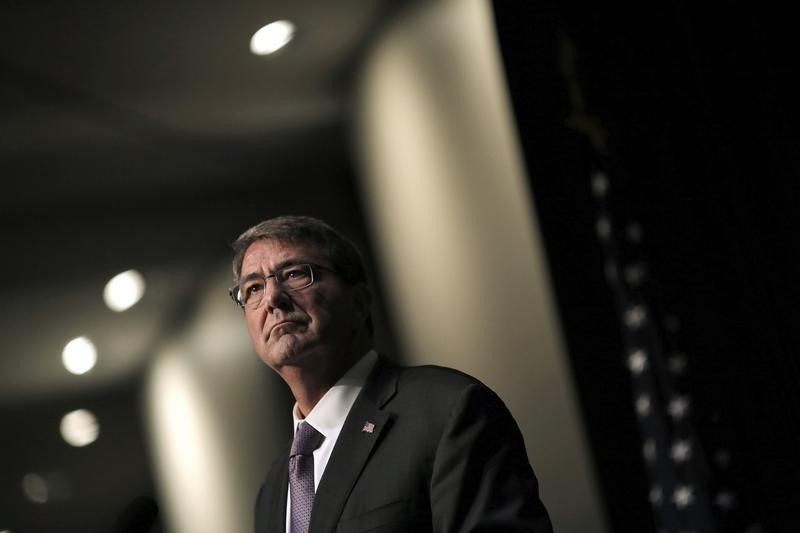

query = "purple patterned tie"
[289,422,324,533]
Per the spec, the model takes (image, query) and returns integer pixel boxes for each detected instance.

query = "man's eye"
[283,266,308,279]
[278,265,312,288]
[244,282,264,296]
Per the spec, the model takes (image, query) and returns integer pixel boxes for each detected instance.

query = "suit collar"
[308,355,399,532]
[359,353,399,408]
[264,446,290,533]
[293,350,380,439]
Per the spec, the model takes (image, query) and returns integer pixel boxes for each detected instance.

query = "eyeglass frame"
[228,262,338,310]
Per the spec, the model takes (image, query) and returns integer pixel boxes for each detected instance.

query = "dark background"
[2,1,799,531]
[494,2,800,532]
[0,2,393,529]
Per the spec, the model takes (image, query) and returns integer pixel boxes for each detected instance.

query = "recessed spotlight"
[60,409,100,447]
[250,20,295,55]
[104,269,145,312]
[22,473,49,503]
[62,336,97,375]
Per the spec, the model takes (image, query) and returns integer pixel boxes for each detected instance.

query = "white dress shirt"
[285,349,378,533]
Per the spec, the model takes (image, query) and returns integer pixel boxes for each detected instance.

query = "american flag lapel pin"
[361,421,375,434]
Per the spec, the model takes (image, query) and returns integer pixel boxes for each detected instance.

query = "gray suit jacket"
[254,355,553,532]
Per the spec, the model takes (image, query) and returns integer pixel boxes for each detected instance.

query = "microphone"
[111,496,159,533]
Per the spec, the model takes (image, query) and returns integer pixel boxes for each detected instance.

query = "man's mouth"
[268,320,301,339]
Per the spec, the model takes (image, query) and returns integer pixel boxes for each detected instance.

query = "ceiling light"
[104,269,145,312]
[21,473,49,503]
[60,409,100,447]
[62,336,97,375]
[250,20,295,55]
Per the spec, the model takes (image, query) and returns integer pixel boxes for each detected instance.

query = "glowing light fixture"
[22,473,49,503]
[62,336,97,375]
[250,20,295,55]
[104,269,145,312]
[60,409,100,447]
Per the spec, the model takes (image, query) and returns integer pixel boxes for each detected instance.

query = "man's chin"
[260,336,313,370]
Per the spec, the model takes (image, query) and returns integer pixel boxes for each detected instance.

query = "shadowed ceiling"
[0,2,400,531]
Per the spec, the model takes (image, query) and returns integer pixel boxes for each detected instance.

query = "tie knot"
[291,422,324,457]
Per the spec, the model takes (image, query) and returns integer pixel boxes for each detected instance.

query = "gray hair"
[231,215,368,286]
[231,215,373,333]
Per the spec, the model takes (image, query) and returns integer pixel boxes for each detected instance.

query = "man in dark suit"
[230,216,552,533]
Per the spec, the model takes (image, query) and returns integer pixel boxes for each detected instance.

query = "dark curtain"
[492,3,800,532]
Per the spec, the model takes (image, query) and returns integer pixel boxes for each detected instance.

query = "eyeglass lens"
[237,264,315,308]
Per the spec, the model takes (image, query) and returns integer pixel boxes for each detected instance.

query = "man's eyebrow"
[240,257,320,282]
[273,257,318,271]
[239,272,264,284]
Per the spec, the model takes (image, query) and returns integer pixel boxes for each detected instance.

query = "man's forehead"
[241,239,324,270]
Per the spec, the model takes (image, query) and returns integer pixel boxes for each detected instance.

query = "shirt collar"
[292,349,378,438]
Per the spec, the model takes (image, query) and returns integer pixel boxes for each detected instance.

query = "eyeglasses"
[228,263,336,310]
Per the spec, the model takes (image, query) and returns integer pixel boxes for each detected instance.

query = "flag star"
[626,222,644,243]
[714,490,736,510]
[668,395,691,420]
[635,395,651,417]
[670,439,692,463]
[596,216,612,240]
[591,171,609,197]
[649,485,663,506]
[668,353,688,375]
[623,263,647,286]
[672,485,695,508]
[643,439,657,462]
[627,349,648,374]
[623,305,647,328]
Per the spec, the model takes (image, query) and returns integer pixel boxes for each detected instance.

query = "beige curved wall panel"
[353,1,607,531]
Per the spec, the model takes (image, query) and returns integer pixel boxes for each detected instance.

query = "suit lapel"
[309,356,398,533]
[261,451,289,533]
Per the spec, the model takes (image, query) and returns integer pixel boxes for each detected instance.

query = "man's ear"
[350,282,373,325]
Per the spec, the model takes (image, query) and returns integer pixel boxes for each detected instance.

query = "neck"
[282,329,372,418]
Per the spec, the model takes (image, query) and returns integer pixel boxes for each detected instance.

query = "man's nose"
[262,277,290,311]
